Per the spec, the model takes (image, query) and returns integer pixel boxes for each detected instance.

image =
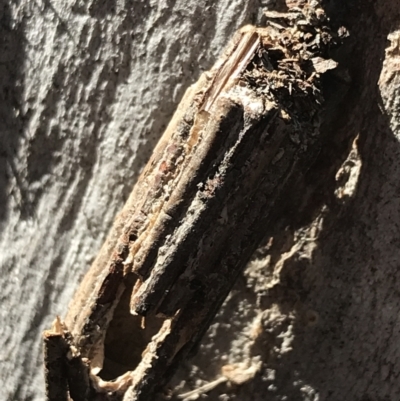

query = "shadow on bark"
[0,2,27,222]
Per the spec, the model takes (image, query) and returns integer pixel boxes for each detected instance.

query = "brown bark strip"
[44,317,94,401]
[43,318,69,401]
[44,2,340,400]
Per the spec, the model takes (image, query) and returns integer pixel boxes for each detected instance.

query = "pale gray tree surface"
[1,0,400,400]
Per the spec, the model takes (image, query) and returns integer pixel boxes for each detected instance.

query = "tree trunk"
[1,1,400,400]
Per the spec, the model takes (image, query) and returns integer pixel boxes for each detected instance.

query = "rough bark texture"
[1,1,400,401]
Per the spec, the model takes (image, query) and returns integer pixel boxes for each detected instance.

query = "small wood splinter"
[44,3,338,400]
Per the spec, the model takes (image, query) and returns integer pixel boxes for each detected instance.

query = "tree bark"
[1,1,400,400]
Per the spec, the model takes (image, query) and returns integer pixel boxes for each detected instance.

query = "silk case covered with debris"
[43,4,338,401]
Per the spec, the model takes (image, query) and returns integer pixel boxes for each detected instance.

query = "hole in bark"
[98,273,163,381]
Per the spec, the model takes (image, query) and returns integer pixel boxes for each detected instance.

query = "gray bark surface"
[1,1,400,400]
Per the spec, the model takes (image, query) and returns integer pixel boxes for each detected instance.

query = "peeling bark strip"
[44,3,339,400]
